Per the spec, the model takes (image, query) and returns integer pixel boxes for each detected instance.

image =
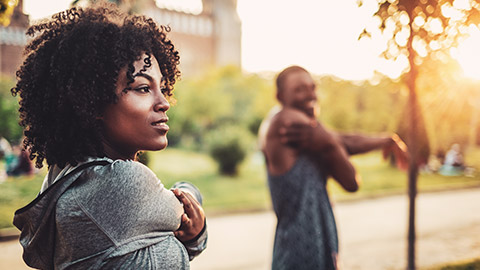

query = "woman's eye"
[135,86,150,93]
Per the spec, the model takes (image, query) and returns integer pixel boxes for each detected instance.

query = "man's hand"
[279,118,339,154]
[382,134,408,170]
[279,120,317,148]
[172,188,206,242]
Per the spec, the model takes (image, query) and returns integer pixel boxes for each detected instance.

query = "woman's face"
[101,54,170,159]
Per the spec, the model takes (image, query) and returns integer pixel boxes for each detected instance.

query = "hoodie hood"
[13,160,110,269]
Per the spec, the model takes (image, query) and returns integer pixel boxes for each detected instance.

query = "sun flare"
[452,25,480,80]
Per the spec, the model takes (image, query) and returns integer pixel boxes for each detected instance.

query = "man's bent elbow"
[341,174,361,192]
[343,182,359,192]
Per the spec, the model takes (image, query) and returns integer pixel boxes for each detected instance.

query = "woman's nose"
[154,92,170,112]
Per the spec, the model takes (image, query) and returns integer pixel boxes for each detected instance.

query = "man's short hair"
[275,65,309,96]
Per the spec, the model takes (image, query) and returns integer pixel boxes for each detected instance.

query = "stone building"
[143,0,241,77]
[0,0,29,78]
[0,0,241,78]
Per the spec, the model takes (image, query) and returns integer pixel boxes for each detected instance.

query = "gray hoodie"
[13,158,207,269]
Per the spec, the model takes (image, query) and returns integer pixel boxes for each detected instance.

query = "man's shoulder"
[270,107,311,127]
[262,108,303,175]
[265,108,310,149]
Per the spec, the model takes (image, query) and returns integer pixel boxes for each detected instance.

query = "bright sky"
[452,25,480,80]
[19,0,432,81]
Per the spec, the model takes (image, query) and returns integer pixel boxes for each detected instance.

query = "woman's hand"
[172,188,206,242]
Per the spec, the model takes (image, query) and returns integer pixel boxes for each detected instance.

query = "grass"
[1,147,480,229]
[0,171,45,228]
[328,152,480,201]
[423,258,480,270]
[149,149,271,214]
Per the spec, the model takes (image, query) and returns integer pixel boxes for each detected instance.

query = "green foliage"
[168,66,275,149]
[0,77,22,144]
[206,125,253,175]
[318,75,406,135]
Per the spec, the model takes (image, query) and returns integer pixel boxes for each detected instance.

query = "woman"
[12,3,206,269]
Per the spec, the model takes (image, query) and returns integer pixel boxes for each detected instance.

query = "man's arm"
[278,109,359,192]
[302,122,359,192]
[340,134,391,155]
[340,133,408,170]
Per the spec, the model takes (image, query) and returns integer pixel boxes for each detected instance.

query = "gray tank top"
[268,155,338,269]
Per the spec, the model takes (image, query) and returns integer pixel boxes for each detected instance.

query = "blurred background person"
[6,143,33,177]
[439,143,465,176]
[0,137,13,181]
[259,65,408,269]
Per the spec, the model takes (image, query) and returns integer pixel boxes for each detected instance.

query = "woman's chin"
[156,140,168,151]
[144,139,168,152]
[153,143,168,151]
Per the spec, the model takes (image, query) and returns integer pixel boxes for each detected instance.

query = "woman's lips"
[151,119,169,131]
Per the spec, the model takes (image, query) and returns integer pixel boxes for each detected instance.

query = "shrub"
[0,77,23,143]
[206,125,253,175]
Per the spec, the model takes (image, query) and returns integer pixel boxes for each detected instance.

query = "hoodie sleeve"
[73,160,184,242]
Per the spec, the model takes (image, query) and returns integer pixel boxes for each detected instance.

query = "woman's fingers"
[173,189,203,221]
[174,229,184,238]
[172,187,205,242]
[183,192,199,218]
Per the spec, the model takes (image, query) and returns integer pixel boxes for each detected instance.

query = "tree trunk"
[406,17,419,270]
[469,89,479,150]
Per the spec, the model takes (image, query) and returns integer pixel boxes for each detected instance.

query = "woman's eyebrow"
[133,72,154,82]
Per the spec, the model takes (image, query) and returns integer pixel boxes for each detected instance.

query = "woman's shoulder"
[70,158,169,209]
[109,159,152,174]
[107,159,159,184]
[80,158,160,190]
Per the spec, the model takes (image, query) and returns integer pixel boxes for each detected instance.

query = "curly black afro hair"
[11,2,180,169]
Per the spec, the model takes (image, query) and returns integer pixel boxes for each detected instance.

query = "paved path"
[2,188,480,270]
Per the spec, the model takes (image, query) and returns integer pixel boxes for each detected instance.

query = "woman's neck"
[101,139,136,161]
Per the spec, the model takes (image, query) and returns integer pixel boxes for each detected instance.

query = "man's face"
[279,70,318,117]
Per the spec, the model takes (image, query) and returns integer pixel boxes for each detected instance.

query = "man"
[258,66,407,269]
